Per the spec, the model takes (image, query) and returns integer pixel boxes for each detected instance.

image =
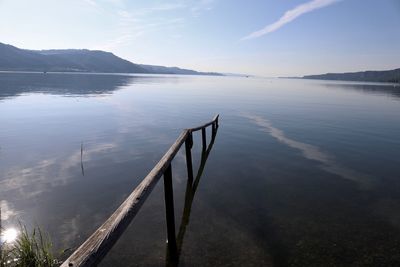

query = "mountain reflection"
[323,82,400,99]
[0,72,167,99]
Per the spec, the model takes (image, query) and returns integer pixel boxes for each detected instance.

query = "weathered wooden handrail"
[61,114,219,267]
[167,125,218,266]
[189,114,219,132]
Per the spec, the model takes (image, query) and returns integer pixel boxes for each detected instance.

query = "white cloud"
[242,0,341,40]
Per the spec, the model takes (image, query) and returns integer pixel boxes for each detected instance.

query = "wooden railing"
[61,115,219,267]
[167,124,218,266]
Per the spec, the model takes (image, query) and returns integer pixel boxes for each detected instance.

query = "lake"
[1,72,400,266]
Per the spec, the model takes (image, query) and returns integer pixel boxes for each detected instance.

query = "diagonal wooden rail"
[61,114,219,267]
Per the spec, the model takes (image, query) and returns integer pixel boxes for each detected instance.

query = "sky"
[0,0,399,76]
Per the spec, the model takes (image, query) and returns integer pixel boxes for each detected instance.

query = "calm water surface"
[1,73,400,266]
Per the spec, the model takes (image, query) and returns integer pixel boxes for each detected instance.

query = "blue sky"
[0,0,399,76]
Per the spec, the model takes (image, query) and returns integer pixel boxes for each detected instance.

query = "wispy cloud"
[89,1,214,51]
[141,3,186,13]
[93,34,137,51]
[83,0,97,7]
[94,16,185,51]
[93,2,187,51]
[241,0,341,40]
[191,0,215,17]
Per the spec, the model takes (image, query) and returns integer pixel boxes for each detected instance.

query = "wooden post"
[201,128,206,151]
[163,164,177,259]
[185,133,194,183]
[212,122,216,137]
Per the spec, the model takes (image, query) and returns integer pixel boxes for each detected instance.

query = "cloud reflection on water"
[0,142,118,199]
[243,114,374,189]
[0,200,19,222]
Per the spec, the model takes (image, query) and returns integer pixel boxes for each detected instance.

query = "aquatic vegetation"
[0,224,56,267]
[1,246,12,267]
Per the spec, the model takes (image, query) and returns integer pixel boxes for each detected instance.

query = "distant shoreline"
[0,70,223,77]
[279,77,399,86]
[302,68,399,84]
[280,68,400,84]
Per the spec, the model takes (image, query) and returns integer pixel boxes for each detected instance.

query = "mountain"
[139,64,221,76]
[303,69,400,83]
[0,43,148,73]
[0,42,222,76]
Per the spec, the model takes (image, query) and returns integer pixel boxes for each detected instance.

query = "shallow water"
[1,73,400,266]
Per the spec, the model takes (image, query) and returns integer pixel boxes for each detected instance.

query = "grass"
[0,246,12,267]
[0,223,56,267]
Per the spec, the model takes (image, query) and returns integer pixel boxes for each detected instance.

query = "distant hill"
[139,64,222,76]
[0,42,222,76]
[303,69,400,83]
